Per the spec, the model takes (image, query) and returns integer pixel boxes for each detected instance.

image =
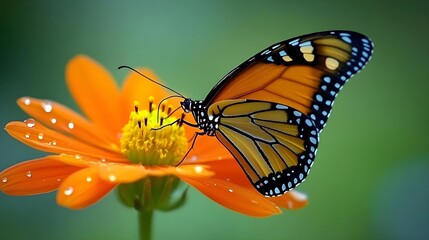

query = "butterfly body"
[180,31,373,196]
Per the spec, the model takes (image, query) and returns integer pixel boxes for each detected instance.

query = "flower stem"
[138,209,153,240]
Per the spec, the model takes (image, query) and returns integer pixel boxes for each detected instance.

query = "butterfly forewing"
[205,31,373,132]
[209,99,319,196]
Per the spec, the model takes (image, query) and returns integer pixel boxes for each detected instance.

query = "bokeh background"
[1,1,428,239]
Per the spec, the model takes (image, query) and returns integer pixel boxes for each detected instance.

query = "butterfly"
[177,31,374,197]
[124,30,374,197]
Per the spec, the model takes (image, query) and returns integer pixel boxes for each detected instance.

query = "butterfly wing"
[204,31,373,131]
[208,99,319,196]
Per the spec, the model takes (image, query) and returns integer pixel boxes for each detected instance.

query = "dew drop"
[68,122,75,129]
[52,140,57,146]
[38,133,44,140]
[100,158,106,163]
[26,171,32,178]
[57,178,61,182]
[23,98,31,105]
[228,188,234,193]
[51,118,57,124]
[108,175,117,182]
[25,133,30,139]
[75,154,81,160]
[86,177,92,182]
[25,119,36,128]
[2,177,7,183]
[226,178,231,182]
[42,101,53,113]
[64,186,74,196]
[194,165,203,173]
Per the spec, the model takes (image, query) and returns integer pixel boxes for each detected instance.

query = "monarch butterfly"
[124,30,374,197]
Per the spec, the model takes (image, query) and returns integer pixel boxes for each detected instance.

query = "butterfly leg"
[175,131,205,166]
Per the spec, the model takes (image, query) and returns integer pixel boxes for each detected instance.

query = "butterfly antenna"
[157,95,185,124]
[118,65,185,98]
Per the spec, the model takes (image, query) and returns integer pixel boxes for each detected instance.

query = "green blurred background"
[1,1,428,239]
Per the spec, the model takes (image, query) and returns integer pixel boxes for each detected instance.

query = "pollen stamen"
[149,96,154,113]
[120,98,187,165]
[178,113,186,127]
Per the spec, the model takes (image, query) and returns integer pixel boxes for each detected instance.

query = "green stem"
[138,209,153,240]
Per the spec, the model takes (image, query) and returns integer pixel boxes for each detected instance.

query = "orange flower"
[0,55,307,217]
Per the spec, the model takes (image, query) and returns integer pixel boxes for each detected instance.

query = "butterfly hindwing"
[208,99,319,196]
[205,31,373,132]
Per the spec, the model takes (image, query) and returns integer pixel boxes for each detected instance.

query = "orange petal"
[98,163,148,183]
[57,166,117,209]
[5,120,127,163]
[197,157,251,187]
[183,135,233,164]
[269,190,308,210]
[0,156,81,195]
[98,163,213,183]
[66,55,122,136]
[202,157,308,210]
[180,175,281,217]
[17,97,119,150]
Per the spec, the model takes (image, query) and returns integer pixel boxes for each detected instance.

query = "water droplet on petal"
[108,175,117,182]
[23,98,31,105]
[75,154,81,160]
[100,158,107,163]
[64,186,74,196]
[2,177,8,183]
[190,155,197,162]
[25,119,36,128]
[228,188,234,193]
[38,133,44,140]
[52,140,57,146]
[194,165,203,173]
[51,118,57,124]
[26,171,32,177]
[86,177,92,182]
[57,178,61,182]
[226,178,231,182]
[42,101,53,113]
[25,133,30,139]
[68,122,75,129]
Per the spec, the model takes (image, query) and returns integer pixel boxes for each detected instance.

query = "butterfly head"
[180,98,192,113]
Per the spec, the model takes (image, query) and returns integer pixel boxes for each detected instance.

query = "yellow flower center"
[120,98,187,166]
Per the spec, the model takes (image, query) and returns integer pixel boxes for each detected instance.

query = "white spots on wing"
[276,104,288,110]
[293,111,302,117]
[289,38,300,46]
[341,36,352,44]
[325,57,339,70]
[282,55,293,62]
[303,53,315,62]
